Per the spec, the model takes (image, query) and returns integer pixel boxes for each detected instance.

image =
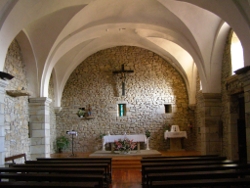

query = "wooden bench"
[141,158,233,185]
[141,156,227,163]
[147,169,250,188]
[143,163,250,186]
[12,163,111,184]
[0,167,105,175]
[5,153,26,164]
[150,177,250,188]
[0,182,99,188]
[141,156,231,184]
[0,173,104,188]
[142,154,219,159]
[33,158,111,175]
[25,159,112,183]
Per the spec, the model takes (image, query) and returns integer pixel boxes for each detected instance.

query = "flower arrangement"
[114,138,137,154]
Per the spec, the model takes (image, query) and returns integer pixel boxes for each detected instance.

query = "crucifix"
[113,64,134,96]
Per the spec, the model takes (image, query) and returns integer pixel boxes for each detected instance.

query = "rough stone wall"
[48,75,57,153]
[4,40,30,161]
[221,29,233,158]
[57,46,195,153]
[221,30,241,160]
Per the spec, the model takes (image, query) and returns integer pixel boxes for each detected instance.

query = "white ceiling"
[0,0,250,107]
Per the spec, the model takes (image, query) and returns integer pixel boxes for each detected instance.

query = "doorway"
[237,94,247,163]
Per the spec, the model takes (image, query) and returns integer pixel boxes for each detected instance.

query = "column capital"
[29,97,52,105]
[54,107,62,114]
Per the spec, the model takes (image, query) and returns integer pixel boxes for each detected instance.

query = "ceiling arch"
[0,0,249,109]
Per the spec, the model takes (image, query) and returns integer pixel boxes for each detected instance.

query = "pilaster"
[28,97,52,160]
[200,93,222,155]
[0,80,9,166]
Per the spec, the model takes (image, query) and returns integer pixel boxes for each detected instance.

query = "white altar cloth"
[164,131,187,140]
[103,134,147,145]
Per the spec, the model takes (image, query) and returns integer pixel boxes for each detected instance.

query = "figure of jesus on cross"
[113,64,134,96]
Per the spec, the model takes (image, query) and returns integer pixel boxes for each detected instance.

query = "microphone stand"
[66,130,77,157]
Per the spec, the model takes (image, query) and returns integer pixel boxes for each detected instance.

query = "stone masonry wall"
[57,46,195,153]
[4,40,30,161]
[221,30,242,160]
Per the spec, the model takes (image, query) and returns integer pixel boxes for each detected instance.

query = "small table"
[164,131,187,151]
[102,134,147,153]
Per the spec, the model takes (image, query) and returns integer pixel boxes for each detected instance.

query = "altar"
[102,134,147,152]
[164,125,187,151]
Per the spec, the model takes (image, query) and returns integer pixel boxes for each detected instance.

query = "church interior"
[0,0,250,186]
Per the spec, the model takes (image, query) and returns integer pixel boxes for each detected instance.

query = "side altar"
[102,134,148,152]
[164,125,187,151]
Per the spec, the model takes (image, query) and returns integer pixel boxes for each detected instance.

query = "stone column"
[200,93,222,155]
[235,67,250,162]
[28,97,52,160]
[0,80,8,166]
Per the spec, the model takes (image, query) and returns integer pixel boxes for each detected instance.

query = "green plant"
[56,136,70,152]
[99,133,106,139]
[164,123,171,131]
[145,130,151,138]
[77,108,87,118]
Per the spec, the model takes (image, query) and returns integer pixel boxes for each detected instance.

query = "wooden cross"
[113,64,134,96]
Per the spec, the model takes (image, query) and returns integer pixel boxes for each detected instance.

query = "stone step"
[112,157,141,169]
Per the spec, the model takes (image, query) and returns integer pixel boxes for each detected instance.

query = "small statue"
[87,104,92,116]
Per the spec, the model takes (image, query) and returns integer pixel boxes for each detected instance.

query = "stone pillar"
[235,67,250,162]
[29,97,52,160]
[200,93,222,155]
[0,80,8,166]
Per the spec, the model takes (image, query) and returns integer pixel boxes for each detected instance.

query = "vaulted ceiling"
[0,0,250,107]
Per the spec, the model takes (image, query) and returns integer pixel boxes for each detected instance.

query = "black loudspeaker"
[0,71,14,80]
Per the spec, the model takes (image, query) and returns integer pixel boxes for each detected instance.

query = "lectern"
[66,130,77,157]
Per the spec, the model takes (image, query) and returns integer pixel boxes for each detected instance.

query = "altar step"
[112,157,141,169]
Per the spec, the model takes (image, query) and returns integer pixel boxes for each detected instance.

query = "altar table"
[164,131,187,151]
[102,134,147,152]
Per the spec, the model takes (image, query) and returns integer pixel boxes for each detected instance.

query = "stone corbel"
[54,107,62,114]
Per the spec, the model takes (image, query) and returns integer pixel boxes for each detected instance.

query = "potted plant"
[145,130,151,138]
[56,136,70,153]
[77,108,87,118]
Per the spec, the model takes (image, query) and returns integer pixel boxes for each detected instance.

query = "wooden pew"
[0,167,105,175]
[25,159,112,183]
[12,163,111,184]
[141,156,227,163]
[142,154,219,159]
[147,169,250,188]
[143,163,250,186]
[36,157,112,161]
[0,182,99,188]
[5,153,26,164]
[150,177,250,188]
[0,173,104,188]
[141,158,233,185]
[141,156,231,183]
